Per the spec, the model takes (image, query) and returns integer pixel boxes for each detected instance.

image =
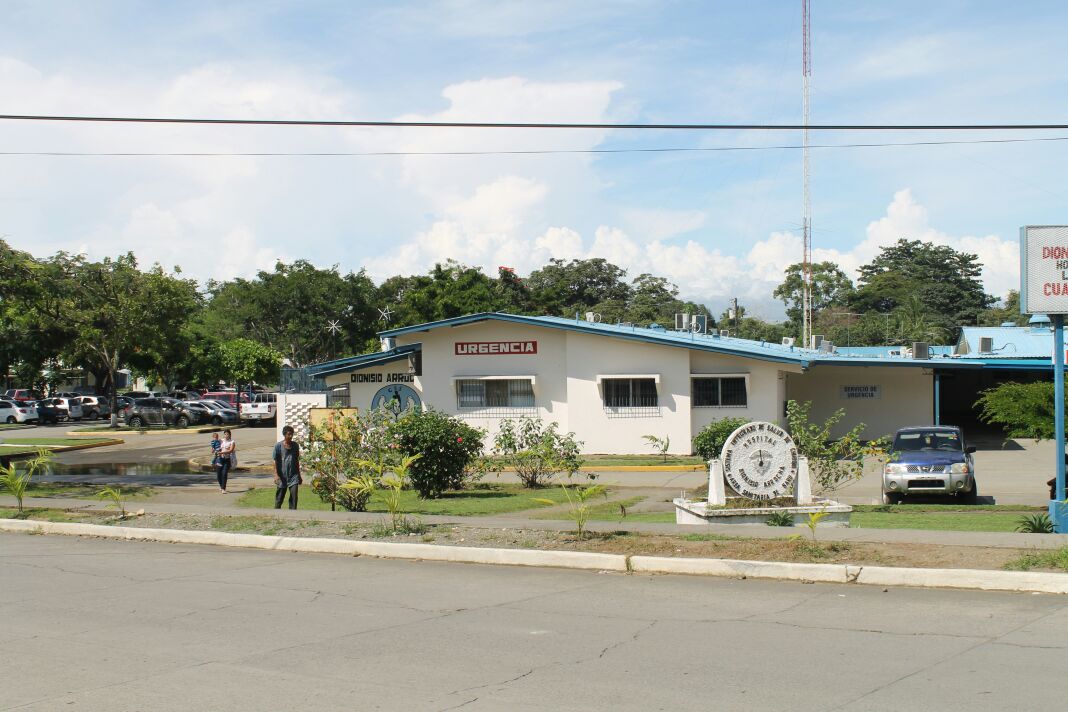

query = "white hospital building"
[278,312,1056,454]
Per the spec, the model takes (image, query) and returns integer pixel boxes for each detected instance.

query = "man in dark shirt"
[273,425,302,509]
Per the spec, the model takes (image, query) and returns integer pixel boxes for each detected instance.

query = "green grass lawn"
[535,496,677,524]
[0,437,112,456]
[485,454,705,468]
[237,483,573,516]
[23,483,153,499]
[850,512,1028,532]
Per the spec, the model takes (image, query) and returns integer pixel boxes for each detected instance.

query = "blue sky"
[2,1,1067,318]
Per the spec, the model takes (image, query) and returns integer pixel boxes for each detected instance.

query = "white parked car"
[0,399,38,424]
[52,397,84,421]
[239,393,277,426]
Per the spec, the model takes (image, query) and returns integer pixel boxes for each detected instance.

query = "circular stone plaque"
[720,421,799,500]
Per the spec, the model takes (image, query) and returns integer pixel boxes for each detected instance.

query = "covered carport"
[934,359,1051,439]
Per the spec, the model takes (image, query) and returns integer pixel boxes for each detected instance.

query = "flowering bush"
[387,408,486,498]
[304,408,395,511]
[492,417,582,488]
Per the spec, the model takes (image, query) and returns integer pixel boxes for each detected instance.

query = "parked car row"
[0,393,112,424]
[120,397,242,428]
[3,387,275,428]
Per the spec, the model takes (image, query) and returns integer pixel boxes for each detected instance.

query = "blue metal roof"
[294,312,1061,374]
[958,325,1052,358]
[306,343,421,377]
[379,312,816,366]
[835,345,955,358]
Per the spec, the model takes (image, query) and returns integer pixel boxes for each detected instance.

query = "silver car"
[882,426,978,504]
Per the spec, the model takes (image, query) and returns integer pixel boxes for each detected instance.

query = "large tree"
[849,239,993,335]
[54,253,201,425]
[203,260,378,366]
[774,261,854,326]
[526,258,632,316]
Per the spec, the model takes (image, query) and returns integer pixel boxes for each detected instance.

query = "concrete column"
[708,459,726,506]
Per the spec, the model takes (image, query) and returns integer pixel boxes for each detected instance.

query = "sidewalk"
[7,494,1068,550]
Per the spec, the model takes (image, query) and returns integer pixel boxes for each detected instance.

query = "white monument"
[677,421,848,527]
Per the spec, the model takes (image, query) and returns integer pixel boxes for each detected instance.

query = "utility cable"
[2,113,1068,130]
[2,135,1067,157]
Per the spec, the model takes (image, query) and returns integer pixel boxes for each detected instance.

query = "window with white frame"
[691,375,748,407]
[601,378,659,409]
[455,378,535,410]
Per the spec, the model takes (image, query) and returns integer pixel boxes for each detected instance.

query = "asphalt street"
[2,534,1066,711]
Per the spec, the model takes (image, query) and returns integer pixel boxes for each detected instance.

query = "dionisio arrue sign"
[720,421,799,500]
[1020,226,1068,313]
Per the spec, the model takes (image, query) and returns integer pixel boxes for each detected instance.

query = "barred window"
[692,376,748,407]
[602,378,659,408]
[455,379,535,409]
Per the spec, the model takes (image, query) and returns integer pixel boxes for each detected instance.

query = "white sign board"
[1020,226,1068,314]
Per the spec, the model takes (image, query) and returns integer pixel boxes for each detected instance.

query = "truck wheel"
[176,415,189,428]
[5,416,15,424]
[881,492,901,505]
[128,416,144,428]
[212,416,223,426]
[961,482,979,504]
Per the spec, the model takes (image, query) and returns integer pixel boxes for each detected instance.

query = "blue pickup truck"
[881,426,978,504]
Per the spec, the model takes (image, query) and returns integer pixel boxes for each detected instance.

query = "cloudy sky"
[2,1,1067,318]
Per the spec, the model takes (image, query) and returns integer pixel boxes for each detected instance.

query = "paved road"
[3,535,1066,711]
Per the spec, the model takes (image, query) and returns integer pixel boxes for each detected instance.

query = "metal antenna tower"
[801,0,813,348]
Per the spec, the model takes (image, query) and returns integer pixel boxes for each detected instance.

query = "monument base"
[674,498,852,527]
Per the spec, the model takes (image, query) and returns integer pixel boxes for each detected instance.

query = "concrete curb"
[0,438,124,457]
[2,519,1066,594]
[67,424,248,437]
[0,519,627,573]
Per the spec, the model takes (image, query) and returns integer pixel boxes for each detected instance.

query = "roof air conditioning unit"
[979,336,994,353]
[781,337,795,347]
[811,334,824,350]
[912,342,930,360]
[585,311,602,323]
[692,314,708,333]
[819,340,834,353]
[719,329,730,337]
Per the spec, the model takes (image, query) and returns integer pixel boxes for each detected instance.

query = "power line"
[2,113,1068,130]
[2,135,1066,158]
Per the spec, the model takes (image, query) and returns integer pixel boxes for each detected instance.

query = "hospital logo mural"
[372,384,421,418]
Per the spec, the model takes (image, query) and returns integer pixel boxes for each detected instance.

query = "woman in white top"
[216,430,236,493]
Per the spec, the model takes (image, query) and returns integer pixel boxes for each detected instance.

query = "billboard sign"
[1020,225,1068,314]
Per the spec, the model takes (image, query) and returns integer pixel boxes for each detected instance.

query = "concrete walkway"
[7,494,1068,550]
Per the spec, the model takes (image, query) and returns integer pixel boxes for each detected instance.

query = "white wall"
[786,366,933,439]
[276,392,327,442]
[396,321,570,446]
[689,351,797,442]
[563,332,691,454]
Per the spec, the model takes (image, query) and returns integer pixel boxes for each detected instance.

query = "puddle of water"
[38,461,197,477]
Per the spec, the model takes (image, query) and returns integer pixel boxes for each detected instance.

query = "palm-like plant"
[535,482,608,539]
[0,448,50,514]
[806,511,829,542]
[642,434,671,463]
[0,463,31,514]
[96,486,127,519]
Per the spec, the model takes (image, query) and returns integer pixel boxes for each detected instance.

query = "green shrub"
[1015,512,1053,533]
[388,409,485,499]
[492,417,582,488]
[692,417,750,461]
[303,409,393,511]
[786,400,885,494]
[765,510,794,527]
[976,381,1062,440]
